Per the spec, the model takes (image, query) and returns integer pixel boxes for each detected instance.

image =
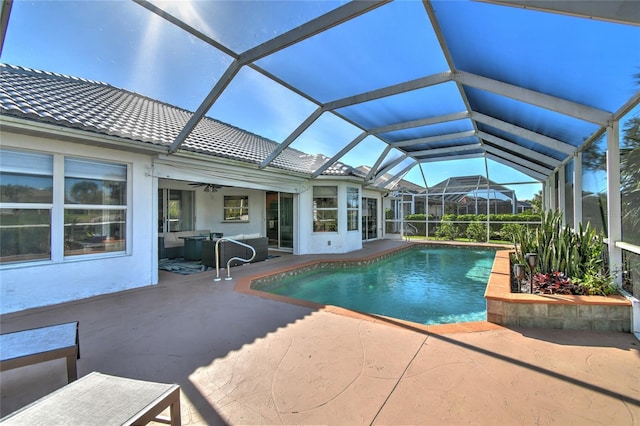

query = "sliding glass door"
[362,197,378,241]
[158,189,194,233]
[266,191,294,250]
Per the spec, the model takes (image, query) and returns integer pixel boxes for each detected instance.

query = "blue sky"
[1,0,544,199]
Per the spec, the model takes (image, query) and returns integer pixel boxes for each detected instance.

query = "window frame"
[0,148,130,265]
[312,186,338,233]
[223,195,249,222]
[346,187,359,232]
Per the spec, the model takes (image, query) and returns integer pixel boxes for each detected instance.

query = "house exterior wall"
[0,132,156,314]
[194,185,266,238]
[297,182,363,254]
[1,131,384,314]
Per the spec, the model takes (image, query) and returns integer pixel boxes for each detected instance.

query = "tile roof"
[0,64,363,178]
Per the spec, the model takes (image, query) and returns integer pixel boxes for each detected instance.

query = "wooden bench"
[0,372,181,425]
[0,322,79,383]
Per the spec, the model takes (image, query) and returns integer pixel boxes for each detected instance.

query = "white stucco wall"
[0,132,156,314]
[297,182,363,255]
[160,178,266,238]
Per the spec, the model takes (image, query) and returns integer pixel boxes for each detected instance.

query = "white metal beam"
[390,130,476,148]
[0,0,13,57]
[311,132,368,178]
[477,131,561,168]
[260,106,325,168]
[483,145,553,175]
[418,152,483,163]
[472,111,577,155]
[169,60,242,153]
[455,71,612,126]
[134,0,237,58]
[164,0,388,154]
[374,161,417,189]
[371,111,469,135]
[375,154,408,179]
[485,153,546,181]
[481,0,640,26]
[366,145,392,180]
[607,121,622,286]
[239,1,390,63]
[324,72,452,111]
[409,143,482,157]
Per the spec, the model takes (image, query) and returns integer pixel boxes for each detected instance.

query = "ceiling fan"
[188,182,223,192]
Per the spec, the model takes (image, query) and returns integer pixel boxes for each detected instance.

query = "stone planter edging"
[485,250,632,332]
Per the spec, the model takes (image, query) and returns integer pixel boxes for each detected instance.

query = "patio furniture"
[158,229,210,259]
[0,321,79,383]
[178,235,207,260]
[0,372,181,425]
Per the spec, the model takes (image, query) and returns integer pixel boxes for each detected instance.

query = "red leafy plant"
[532,272,579,295]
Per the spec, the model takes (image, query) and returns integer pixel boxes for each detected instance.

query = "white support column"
[573,152,583,227]
[558,166,566,224]
[549,173,557,211]
[425,193,430,239]
[606,121,622,286]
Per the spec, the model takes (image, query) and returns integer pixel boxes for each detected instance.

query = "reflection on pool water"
[256,246,496,325]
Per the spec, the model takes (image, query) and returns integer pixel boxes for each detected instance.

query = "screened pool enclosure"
[1,0,639,297]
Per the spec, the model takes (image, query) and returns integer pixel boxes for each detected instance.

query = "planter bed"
[485,250,632,332]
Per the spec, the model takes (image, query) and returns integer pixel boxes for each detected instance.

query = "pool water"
[257,247,496,325]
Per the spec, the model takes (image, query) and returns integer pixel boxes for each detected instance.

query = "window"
[64,158,127,256]
[224,196,249,221]
[0,150,53,263]
[347,187,359,231]
[313,186,337,232]
[0,148,128,264]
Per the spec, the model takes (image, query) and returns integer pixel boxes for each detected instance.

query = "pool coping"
[235,241,506,335]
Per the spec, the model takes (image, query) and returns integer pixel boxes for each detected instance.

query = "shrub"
[435,222,460,240]
[500,223,524,243]
[466,221,487,242]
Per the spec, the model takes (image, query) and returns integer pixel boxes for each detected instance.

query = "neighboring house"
[0,64,388,314]
[396,175,520,218]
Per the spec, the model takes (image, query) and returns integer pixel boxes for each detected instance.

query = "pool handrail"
[213,237,256,281]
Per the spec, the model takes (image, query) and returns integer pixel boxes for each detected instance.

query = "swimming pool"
[254,246,496,325]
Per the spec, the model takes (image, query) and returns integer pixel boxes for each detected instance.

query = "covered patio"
[1,241,638,425]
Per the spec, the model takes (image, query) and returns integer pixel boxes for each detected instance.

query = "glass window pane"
[65,159,127,205]
[313,186,338,209]
[347,210,358,231]
[0,208,51,263]
[224,196,249,221]
[582,135,608,236]
[64,209,126,256]
[620,104,640,246]
[0,150,53,203]
[313,210,337,232]
[347,187,359,208]
[1,173,53,203]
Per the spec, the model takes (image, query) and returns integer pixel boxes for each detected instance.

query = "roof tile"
[1,65,364,177]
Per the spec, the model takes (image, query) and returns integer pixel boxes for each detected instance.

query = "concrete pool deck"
[1,240,639,424]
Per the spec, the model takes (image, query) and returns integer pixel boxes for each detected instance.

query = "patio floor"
[1,240,639,425]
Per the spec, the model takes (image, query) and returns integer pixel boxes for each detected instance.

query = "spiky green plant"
[512,210,613,295]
